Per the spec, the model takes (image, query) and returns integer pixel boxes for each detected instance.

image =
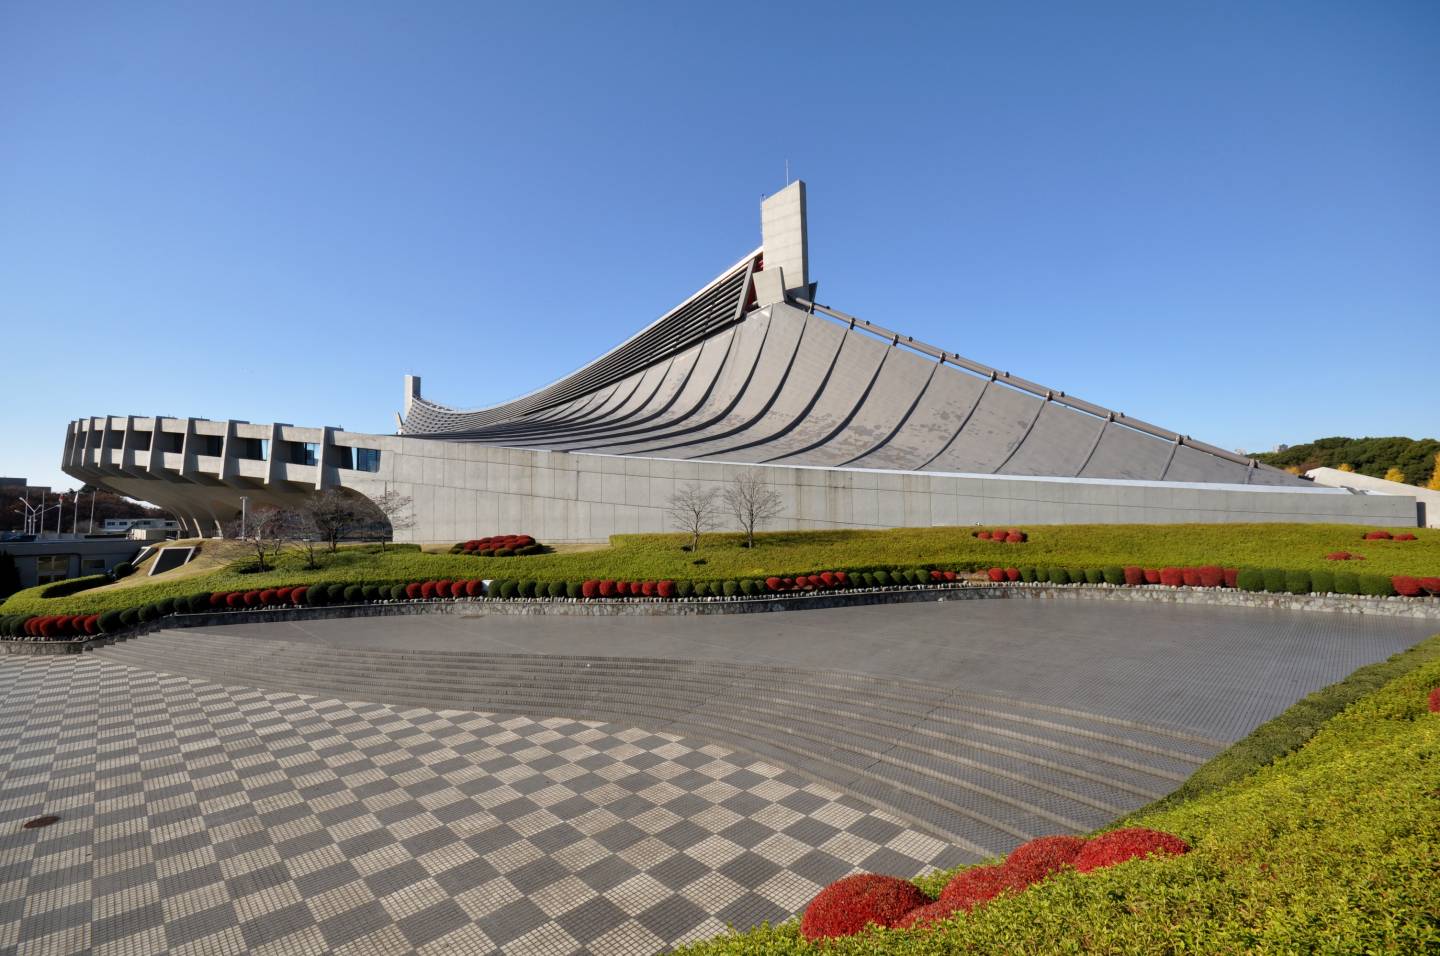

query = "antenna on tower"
[784,159,790,185]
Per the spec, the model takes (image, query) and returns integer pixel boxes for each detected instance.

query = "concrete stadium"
[61,184,1420,540]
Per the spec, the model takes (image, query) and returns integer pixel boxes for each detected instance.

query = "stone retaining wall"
[6,582,1438,656]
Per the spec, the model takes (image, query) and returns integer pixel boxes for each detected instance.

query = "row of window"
[106,433,380,472]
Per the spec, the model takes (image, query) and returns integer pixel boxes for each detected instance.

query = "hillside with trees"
[1256,436,1440,487]
[1,486,171,534]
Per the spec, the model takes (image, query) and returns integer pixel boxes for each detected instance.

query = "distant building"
[0,537,142,589]
[101,517,181,534]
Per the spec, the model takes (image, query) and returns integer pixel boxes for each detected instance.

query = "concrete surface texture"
[1308,466,1440,527]
[92,600,1434,850]
[60,184,1420,538]
[0,656,965,955]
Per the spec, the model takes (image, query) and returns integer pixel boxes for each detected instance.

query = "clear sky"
[3,1,1437,493]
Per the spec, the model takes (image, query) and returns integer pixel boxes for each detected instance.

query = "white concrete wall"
[1308,467,1436,527]
[64,417,1421,543]
[352,436,1417,543]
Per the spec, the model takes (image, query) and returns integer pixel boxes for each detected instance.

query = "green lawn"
[675,634,1440,954]
[2,522,1437,617]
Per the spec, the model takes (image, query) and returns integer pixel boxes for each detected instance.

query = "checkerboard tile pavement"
[0,656,970,955]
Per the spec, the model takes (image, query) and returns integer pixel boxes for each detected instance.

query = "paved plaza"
[1,599,1434,954]
[0,656,964,955]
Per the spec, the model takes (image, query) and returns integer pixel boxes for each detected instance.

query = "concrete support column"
[179,417,197,479]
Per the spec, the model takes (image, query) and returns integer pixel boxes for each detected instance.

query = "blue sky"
[3,1,1437,492]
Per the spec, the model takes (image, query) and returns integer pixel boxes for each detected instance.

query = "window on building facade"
[36,555,69,584]
[355,448,381,472]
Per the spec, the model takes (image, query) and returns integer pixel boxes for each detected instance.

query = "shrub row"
[983,563,1440,599]
[801,827,1189,940]
[1361,530,1418,541]
[7,556,1437,643]
[37,574,113,599]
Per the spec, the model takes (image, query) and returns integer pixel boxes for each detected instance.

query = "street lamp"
[239,496,249,538]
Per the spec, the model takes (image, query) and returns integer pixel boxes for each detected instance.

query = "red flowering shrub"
[599,580,616,598]
[462,534,540,554]
[581,580,599,598]
[1005,531,1026,543]
[821,572,838,587]
[943,570,957,582]
[765,576,783,591]
[1072,828,1190,873]
[782,577,795,589]
[403,583,421,599]
[420,581,437,600]
[291,587,308,605]
[1420,577,1440,596]
[277,586,294,602]
[1123,566,1144,586]
[1429,687,1440,713]
[1180,567,1201,587]
[209,592,227,608]
[894,899,961,929]
[1324,551,1358,561]
[82,614,100,635]
[1395,533,1417,541]
[1143,569,1161,585]
[1197,566,1224,588]
[987,567,1006,582]
[929,569,943,582]
[641,581,656,597]
[991,529,1006,541]
[657,580,676,599]
[1159,567,1184,588]
[1392,576,1423,597]
[1363,531,1393,540]
[226,592,246,608]
[939,865,1012,911]
[1005,567,1020,582]
[243,590,262,606]
[258,589,276,605]
[836,571,849,585]
[977,531,992,540]
[1002,834,1086,886]
[1223,567,1239,588]
[799,874,928,941]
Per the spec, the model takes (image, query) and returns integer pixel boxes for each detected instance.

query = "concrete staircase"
[93,629,1223,859]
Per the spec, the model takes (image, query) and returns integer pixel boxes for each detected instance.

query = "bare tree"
[225,505,294,571]
[369,489,414,550]
[303,489,365,552]
[290,509,324,569]
[667,483,721,552]
[723,469,784,549]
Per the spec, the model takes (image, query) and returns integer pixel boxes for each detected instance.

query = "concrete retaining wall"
[346,441,1416,543]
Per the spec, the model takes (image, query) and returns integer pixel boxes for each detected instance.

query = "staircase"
[93,628,1223,860]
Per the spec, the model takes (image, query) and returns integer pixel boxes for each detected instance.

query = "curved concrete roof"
[401,295,1301,486]
[399,181,1302,487]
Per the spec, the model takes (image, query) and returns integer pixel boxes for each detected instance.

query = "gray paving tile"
[0,656,957,954]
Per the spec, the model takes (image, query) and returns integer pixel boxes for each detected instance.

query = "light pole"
[239,496,249,538]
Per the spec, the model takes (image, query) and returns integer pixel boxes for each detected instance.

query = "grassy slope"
[3,523,1437,616]
[676,637,1440,954]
